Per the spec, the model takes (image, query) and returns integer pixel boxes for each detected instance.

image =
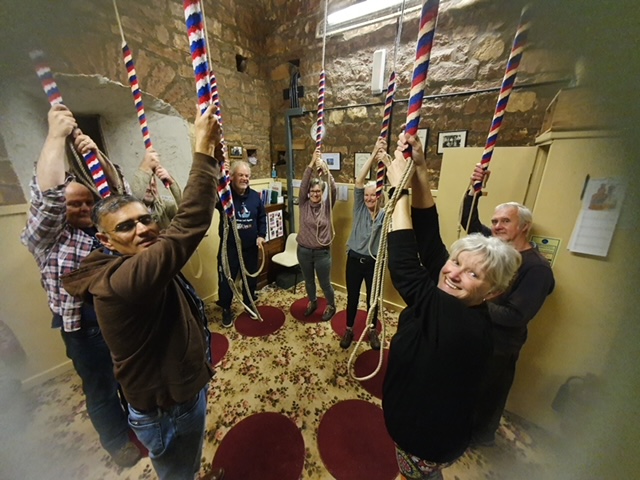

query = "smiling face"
[309,185,323,203]
[364,185,378,212]
[96,202,160,255]
[65,182,95,229]
[231,164,251,194]
[437,251,498,306]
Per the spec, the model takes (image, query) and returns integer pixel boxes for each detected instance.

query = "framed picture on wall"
[437,130,467,154]
[229,145,243,158]
[354,152,371,179]
[322,152,341,171]
[417,128,428,154]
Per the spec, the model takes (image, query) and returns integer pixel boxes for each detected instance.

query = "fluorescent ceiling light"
[327,0,404,26]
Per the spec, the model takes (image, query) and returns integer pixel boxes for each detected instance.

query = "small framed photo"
[322,152,341,171]
[437,130,467,154]
[354,152,371,179]
[417,128,428,154]
[229,145,243,158]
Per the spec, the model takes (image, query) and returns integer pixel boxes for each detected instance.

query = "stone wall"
[5,0,276,179]
[264,0,574,187]
[3,0,575,191]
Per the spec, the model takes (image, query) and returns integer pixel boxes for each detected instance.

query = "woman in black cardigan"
[382,133,521,480]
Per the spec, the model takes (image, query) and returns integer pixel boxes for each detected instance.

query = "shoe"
[111,440,141,467]
[222,309,233,328]
[304,300,318,317]
[368,328,381,350]
[340,328,354,349]
[321,304,336,322]
[200,467,225,480]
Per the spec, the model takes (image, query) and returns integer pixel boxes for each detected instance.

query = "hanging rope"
[184,0,262,320]
[112,0,171,190]
[463,5,532,234]
[375,0,407,199]
[30,51,112,198]
[312,0,336,247]
[348,0,441,381]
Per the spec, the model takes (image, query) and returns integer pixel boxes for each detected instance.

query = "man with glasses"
[21,104,141,467]
[63,106,225,480]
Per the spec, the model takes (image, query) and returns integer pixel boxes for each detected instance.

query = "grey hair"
[92,195,146,231]
[310,177,326,192]
[495,202,532,229]
[230,160,251,176]
[364,181,386,208]
[449,233,521,294]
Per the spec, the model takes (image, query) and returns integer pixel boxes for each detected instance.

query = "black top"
[462,195,555,353]
[383,206,493,463]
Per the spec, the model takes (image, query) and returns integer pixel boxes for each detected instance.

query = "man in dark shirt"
[462,164,555,446]
[216,160,266,327]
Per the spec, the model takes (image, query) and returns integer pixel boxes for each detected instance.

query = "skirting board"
[21,360,73,390]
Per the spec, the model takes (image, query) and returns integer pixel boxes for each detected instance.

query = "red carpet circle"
[289,296,328,323]
[354,348,389,400]
[234,305,285,337]
[211,412,305,480]
[210,332,229,366]
[331,309,382,339]
[317,399,398,480]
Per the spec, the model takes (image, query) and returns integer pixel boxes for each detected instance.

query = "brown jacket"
[63,152,220,410]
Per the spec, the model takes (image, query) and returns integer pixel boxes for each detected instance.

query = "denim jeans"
[60,325,130,455]
[297,245,335,306]
[128,386,207,480]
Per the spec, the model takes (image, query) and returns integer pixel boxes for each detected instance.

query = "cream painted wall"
[0,206,71,388]
[436,139,635,435]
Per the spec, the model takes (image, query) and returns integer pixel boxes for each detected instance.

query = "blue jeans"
[60,325,130,455]
[297,245,335,306]
[128,387,207,480]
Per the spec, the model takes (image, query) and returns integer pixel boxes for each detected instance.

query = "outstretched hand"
[47,105,77,140]
[194,105,221,155]
[383,144,414,188]
[396,132,426,168]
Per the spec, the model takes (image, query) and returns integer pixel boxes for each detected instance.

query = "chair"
[271,233,300,293]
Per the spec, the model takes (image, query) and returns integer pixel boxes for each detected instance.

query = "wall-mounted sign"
[530,235,561,267]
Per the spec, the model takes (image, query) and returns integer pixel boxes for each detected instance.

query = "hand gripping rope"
[463,5,531,233]
[184,0,263,321]
[312,0,336,247]
[112,0,171,189]
[30,51,112,199]
[375,0,407,199]
[348,0,440,381]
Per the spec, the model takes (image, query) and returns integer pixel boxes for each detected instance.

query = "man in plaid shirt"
[20,104,141,467]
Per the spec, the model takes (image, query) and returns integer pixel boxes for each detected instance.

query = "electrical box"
[371,49,386,95]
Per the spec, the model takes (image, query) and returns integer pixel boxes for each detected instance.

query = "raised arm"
[36,105,77,191]
[461,163,491,236]
[299,149,321,205]
[130,150,160,199]
[355,137,387,188]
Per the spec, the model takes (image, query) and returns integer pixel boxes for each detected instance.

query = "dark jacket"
[383,206,493,463]
[63,152,220,411]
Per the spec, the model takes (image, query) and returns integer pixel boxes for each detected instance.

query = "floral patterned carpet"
[0,284,558,480]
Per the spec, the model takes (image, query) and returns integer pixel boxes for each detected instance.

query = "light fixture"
[327,0,405,26]
[320,0,422,38]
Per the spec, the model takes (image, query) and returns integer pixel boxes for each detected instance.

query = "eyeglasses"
[110,214,157,234]
[309,190,323,194]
